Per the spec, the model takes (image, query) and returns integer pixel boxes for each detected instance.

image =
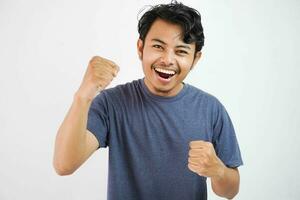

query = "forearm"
[211,167,240,199]
[53,93,92,174]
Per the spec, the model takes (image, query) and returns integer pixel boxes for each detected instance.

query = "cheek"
[178,59,194,72]
[143,48,161,65]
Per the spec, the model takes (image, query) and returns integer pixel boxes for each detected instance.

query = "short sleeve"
[212,101,243,168]
[87,92,110,149]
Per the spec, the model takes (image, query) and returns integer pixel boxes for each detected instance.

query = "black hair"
[137,0,205,53]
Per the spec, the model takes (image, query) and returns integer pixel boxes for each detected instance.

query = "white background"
[0,0,299,199]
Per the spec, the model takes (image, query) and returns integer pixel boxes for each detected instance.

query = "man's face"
[137,19,201,97]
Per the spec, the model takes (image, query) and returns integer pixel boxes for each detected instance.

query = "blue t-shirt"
[87,78,243,200]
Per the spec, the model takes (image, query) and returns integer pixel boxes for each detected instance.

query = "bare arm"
[53,94,98,176]
[188,141,241,199]
[53,56,119,176]
[211,167,240,199]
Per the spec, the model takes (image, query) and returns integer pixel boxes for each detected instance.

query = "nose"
[160,50,175,66]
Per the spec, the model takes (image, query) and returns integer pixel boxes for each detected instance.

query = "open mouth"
[154,67,176,80]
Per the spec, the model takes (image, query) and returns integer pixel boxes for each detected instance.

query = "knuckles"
[189,140,213,147]
[90,56,102,64]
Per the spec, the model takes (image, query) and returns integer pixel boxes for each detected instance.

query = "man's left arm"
[211,166,240,199]
[188,140,240,199]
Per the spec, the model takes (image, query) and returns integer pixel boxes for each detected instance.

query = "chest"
[112,101,214,150]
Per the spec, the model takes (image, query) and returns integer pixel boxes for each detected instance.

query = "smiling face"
[137,19,202,97]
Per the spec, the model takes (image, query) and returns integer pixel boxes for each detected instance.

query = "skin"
[53,56,119,175]
[137,19,201,97]
[54,17,240,199]
[189,141,240,199]
[137,19,240,199]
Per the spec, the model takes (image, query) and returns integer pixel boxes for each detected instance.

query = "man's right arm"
[53,94,98,176]
[53,56,119,176]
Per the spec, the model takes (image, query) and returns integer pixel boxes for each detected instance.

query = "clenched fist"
[188,140,226,178]
[76,56,119,101]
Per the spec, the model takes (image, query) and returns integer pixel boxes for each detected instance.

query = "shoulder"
[186,84,223,107]
[185,84,229,124]
[93,79,141,105]
[104,79,140,98]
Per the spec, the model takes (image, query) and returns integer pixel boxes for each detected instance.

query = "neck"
[143,78,184,97]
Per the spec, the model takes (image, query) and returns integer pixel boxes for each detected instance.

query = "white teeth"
[154,67,176,75]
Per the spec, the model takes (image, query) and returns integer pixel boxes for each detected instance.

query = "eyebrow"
[151,38,192,50]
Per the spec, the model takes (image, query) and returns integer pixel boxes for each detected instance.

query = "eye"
[153,44,163,49]
[177,50,188,55]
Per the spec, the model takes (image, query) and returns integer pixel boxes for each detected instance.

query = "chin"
[153,84,176,93]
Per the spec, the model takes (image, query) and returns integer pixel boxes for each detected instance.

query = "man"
[53,1,243,200]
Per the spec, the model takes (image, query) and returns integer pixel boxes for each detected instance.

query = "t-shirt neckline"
[140,77,189,102]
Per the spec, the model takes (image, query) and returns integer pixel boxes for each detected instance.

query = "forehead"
[146,19,188,45]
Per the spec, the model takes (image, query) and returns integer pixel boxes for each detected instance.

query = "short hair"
[138,1,205,53]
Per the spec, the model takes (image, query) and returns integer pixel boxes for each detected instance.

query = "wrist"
[213,159,226,180]
[74,84,101,103]
[73,91,94,104]
[216,164,226,180]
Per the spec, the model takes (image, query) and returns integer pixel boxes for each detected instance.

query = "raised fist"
[76,56,119,101]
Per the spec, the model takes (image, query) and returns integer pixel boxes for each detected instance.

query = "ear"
[190,51,202,70]
[137,39,144,60]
